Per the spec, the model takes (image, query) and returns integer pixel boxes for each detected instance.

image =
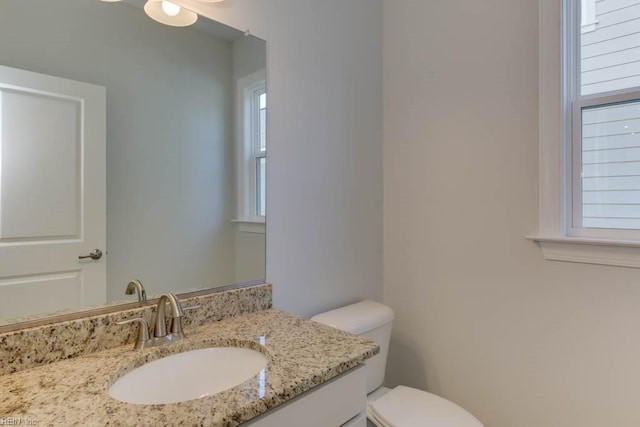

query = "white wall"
[187,0,384,316]
[384,1,640,427]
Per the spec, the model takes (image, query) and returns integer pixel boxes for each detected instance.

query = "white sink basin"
[108,347,268,404]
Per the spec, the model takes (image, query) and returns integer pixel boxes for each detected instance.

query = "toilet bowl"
[311,300,483,427]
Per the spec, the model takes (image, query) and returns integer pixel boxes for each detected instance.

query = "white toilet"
[311,300,484,427]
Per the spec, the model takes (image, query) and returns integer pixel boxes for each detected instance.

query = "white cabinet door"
[245,365,366,427]
[0,65,106,319]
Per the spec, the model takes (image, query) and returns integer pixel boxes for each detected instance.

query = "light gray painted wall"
[0,0,237,300]
[187,0,384,316]
[384,1,640,426]
[233,35,267,81]
[234,231,266,284]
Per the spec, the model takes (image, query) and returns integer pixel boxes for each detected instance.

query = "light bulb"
[161,1,181,16]
[144,0,197,26]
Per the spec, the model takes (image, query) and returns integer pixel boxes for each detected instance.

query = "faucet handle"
[116,318,150,350]
[169,304,200,335]
[162,302,199,316]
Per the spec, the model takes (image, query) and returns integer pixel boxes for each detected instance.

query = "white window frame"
[233,69,266,234]
[570,92,640,241]
[581,0,597,33]
[531,0,640,268]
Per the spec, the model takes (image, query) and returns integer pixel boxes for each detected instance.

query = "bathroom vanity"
[0,285,378,426]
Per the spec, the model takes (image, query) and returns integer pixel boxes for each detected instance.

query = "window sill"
[527,235,640,268]
[581,22,597,33]
[231,219,265,234]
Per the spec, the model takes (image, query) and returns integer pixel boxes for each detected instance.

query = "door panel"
[1,88,81,240]
[0,271,83,319]
[0,65,106,319]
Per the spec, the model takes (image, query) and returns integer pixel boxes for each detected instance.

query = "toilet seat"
[366,386,484,427]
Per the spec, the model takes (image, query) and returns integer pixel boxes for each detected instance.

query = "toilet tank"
[311,300,395,394]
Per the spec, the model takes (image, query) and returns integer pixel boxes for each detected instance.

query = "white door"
[0,65,106,320]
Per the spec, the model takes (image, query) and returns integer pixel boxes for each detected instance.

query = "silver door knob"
[78,249,103,260]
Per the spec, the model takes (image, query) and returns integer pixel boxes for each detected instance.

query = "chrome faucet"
[154,292,185,344]
[116,292,198,350]
[125,279,147,302]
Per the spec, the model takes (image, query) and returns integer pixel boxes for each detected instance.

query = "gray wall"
[0,0,238,301]
[233,35,268,81]
[384,1,640,426]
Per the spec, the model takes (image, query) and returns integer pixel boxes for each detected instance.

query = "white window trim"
[234,69,266,234]
[231,219,266,234]
[530,0,640,268]
[581,0,597,33]
[570,91,640,241]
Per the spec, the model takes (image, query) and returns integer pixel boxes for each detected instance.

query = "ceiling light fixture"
[101,0,225,28]
[143,0,198,27]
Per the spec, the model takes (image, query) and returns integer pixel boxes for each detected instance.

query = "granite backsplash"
[0,283,272,375]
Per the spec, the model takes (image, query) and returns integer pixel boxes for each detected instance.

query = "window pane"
[580,0,640,95]
[582,100,640,229]
[256,157,266,217]
[259,93,266,152]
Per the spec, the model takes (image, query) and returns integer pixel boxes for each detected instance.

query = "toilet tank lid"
[311,300,395,335]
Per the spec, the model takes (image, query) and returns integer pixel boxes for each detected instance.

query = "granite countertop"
[0,309,378,426]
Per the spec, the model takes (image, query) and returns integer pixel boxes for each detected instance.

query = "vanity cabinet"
[0,309,378,426]
[244,365,366,427]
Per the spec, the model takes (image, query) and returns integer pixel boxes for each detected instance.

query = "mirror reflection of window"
[237,69,267,223]
[255,89,267,218]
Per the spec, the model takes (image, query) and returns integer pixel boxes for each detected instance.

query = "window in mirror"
[237,69,267,223]
[257,157,266,217]
[255,89,267,217]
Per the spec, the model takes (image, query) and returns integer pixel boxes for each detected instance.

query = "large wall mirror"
[0,0,266,327]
